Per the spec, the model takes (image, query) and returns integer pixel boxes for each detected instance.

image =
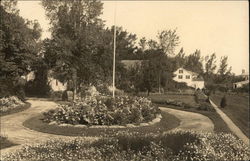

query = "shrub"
[0,96,25,114]
[43,96,160,126]
[197,102,215,111]
[2,130,249,161]
[220,95,227,108]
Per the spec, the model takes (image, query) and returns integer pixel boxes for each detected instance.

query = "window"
[178,75,183,79]
[186,75,190,79]
[179,70,183,73]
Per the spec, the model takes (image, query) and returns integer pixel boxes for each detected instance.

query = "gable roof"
[174,67,198,76]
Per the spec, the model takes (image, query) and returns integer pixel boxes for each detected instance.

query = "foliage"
[3,130,249,161]
[0,96,24,114]
[0,5,42,98]
[184,49,203,75]
[157,29,180,55]
[43,96,160,125]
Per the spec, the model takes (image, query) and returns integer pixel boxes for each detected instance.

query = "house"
[233,69,249,89]
[173,67,205,89]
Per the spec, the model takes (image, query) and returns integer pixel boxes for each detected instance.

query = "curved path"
[209,99,249,146]
[160,107,214,132]
[1,99,214,157]
[0,99,97,157]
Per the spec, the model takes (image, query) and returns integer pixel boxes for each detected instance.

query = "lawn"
[210,92,249,138]
[149,94,232,134]
[23,110,180,137]
[149,94,198,107]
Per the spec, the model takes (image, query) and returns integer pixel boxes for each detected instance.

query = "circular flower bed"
[43,96,160,126]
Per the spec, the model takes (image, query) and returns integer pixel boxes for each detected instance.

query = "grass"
[210,92,249,138]
[149,94,232,133]
[0,135,17,149]
[23,110,180,137]
[0,102,31,117]
[149,94,198,107]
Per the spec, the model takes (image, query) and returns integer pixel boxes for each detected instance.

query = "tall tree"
[0,6,42,79]
[147,39,158,50]
[204,53,217,75]
[184,49,203,74]
[157,29,180,56]
[0,4,42,98]
[138,37,147,51]
[175,47,186,68]
[216,56,232,84]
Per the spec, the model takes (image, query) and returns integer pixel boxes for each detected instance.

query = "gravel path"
[160,107,214,132]
[0,99,97,157]
[209,99,249,146]
[1,98,214,157]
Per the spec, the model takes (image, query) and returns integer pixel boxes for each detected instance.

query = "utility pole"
[112,2,117,98]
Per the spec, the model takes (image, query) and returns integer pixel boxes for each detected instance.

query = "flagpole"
[112,1,117,98]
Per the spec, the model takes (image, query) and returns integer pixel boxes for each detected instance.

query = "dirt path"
[0,99,97,157]
[160,107,214,132]
[209,99,249,146]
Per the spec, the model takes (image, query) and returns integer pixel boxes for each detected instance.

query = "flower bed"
[2,130,249,161]
[0,96,25,115]
[43,96,160,126]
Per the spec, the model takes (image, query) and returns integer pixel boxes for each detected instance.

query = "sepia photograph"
[0,0,249,160]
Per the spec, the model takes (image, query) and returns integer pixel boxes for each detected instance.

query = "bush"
[43,96,160,126]
[220,95,227,108]
[197,102,215,111]
[0,96,25,114]
[2,130,249,161]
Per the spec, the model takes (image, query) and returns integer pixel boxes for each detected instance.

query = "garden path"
[209,99,249,146]
[0,98,97,157]
[160,107,214,132]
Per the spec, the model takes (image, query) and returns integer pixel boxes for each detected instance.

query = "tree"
[0,5,42,98]
[184,49,203,74]
[175,47,186,68]
[138,37,147,51]
[217,56,231,76]
[205,53,217,75]
[147,39,158,50]
[216,56,232,84]
[157,29,180,56]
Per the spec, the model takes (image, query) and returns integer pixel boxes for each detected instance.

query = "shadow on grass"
[23,110,180,137]
[0,102,31,117]
[0,136,18,150]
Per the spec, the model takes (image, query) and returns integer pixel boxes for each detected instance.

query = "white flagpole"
[112,1,117,98]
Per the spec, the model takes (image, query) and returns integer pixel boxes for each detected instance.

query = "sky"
[17,1,249,75]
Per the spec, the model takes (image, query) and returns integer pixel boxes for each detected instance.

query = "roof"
[233,80,249,85]
[192,77,204,81]
[121,60,147,69]
[174,67,198,76]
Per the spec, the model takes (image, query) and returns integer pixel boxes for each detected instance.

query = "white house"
[173,68,205,89]
[233,69,249,89]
